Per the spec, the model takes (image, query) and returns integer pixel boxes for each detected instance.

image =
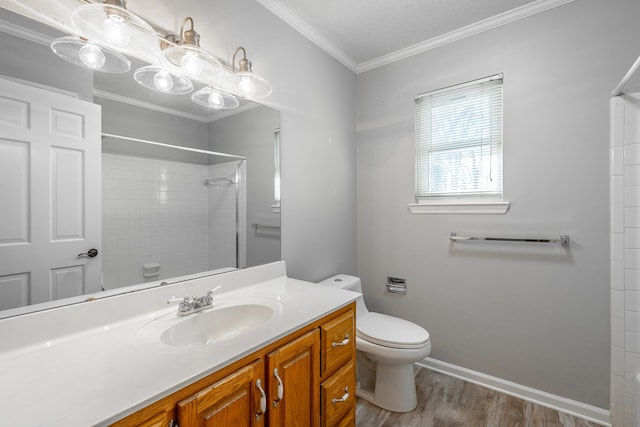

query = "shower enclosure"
[101,134,246,289]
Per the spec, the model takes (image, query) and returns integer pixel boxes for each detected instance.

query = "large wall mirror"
[0,8,281,319]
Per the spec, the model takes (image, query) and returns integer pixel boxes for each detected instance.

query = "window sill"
[408,200,510,215]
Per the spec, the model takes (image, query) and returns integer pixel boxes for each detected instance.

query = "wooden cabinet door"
[266,330,320,427]
[176,359,265,427]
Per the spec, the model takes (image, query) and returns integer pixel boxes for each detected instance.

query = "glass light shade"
[134,65,193,94]
[71,3,153,48]
[223,72,272,100]
[51,36,131,73]
[160,45,222,79]
[191,87,239,110]
[79,44,106,69]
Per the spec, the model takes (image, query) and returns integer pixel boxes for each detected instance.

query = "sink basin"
[135,297,282,348]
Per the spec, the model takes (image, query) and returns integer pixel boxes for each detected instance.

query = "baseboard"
[417,357,611,426]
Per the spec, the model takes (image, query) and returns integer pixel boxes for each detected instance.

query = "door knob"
[78,248,98,258]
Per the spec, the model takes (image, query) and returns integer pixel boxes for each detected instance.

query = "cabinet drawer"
[321,310,355,377]
[336,411,355,427]
[321,360,355,427]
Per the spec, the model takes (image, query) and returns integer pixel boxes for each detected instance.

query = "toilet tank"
[317,274,368,318]
[317,274,363,293]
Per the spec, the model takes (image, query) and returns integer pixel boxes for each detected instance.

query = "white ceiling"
[256,0,573,72]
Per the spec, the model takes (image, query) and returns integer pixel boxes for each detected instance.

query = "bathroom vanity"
[0,262,357,426]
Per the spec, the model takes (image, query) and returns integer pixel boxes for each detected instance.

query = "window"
[412,74,508,214]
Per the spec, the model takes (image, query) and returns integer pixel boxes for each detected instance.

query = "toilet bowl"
[317,274,431,413]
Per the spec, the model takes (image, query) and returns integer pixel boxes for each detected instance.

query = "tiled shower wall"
[102,154,211,289]
[610,93,640,427]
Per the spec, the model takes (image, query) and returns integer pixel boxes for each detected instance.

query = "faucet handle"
[167,296,189,305]
[201,286,222,306]
[167,296,193,313]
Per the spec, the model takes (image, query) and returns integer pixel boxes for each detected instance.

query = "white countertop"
[0,262,357,427]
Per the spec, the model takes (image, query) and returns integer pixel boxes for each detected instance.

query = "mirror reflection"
[0,8,281,318]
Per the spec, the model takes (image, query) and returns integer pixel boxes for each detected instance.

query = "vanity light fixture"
[134,65,193,94]
[159,17,222,79]
[223,47,272,100]
[51,36,131,73]
[191,87,239,110]
[70,0,154,48]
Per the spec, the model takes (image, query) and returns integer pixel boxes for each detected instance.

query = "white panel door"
[0,77,101,309]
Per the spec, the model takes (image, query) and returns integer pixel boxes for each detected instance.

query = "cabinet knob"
[332,334,350,347]
[332,387,350,404]
[255,379,267,418]
[272,368,284,407]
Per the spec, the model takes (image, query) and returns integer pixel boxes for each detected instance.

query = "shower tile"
[625,351,640,373]
[625,207,640,227]
[612,373,625,404]
[626,291,640,312]
[613,317,625,347]
[613,289,625,318]
[612,204,624,233]
[626,186,640,207]
[612,232,625,262]
[612,147,624,176]
[612,175,624,204]
[612,261,625,290]
[626,249,640,270]
[627,269,640,290]
[614,345,625,375]
[626,229,640,248]
[627,311,640,332]
[626,331,640,353]
[625,142,640,165]
[625,165,640,185]
[612,116,624,147]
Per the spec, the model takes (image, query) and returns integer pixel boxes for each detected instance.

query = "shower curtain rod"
[102,132,246,161]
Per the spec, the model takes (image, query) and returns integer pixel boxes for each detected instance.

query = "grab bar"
[252,223,280,230]
[449,232,569,247]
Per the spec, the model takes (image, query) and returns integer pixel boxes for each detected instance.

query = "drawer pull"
[332,387,350,404]
[332,334,350,347]
[256,379,267,417]
[273,368,284,407]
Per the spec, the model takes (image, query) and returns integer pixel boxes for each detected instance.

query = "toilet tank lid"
[317,274,361,290]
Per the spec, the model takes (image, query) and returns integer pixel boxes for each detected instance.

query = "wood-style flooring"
[355,368,605,427]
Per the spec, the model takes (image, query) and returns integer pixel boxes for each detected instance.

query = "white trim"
[0,15,54,46]
[255,0,358,73]
[0,74,79,98]
[418,357,611,426]
[358,0,574,73]
[408,200,510,215]
[94,90,261,123]
[258,0,573,74]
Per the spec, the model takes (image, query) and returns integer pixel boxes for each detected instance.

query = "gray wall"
[144,0,359,281]
[0,14,92,100]
[208,106,281,267]
[357,0,640,408]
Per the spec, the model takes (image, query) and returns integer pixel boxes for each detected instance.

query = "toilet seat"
[357,312,430,349]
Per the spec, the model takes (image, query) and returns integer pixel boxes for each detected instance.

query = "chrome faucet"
[167,285,221,316]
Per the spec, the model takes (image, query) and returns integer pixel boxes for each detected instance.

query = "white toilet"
[318,274,431,413]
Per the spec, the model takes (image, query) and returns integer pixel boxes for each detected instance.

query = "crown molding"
[93,89,213,123]
[0,15,54,46]
[255,0,358,73]
[93,89,260,123]
[256,0,574,75]
[359,0,574,73]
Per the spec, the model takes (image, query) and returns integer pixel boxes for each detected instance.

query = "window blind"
[415,74,503,199]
